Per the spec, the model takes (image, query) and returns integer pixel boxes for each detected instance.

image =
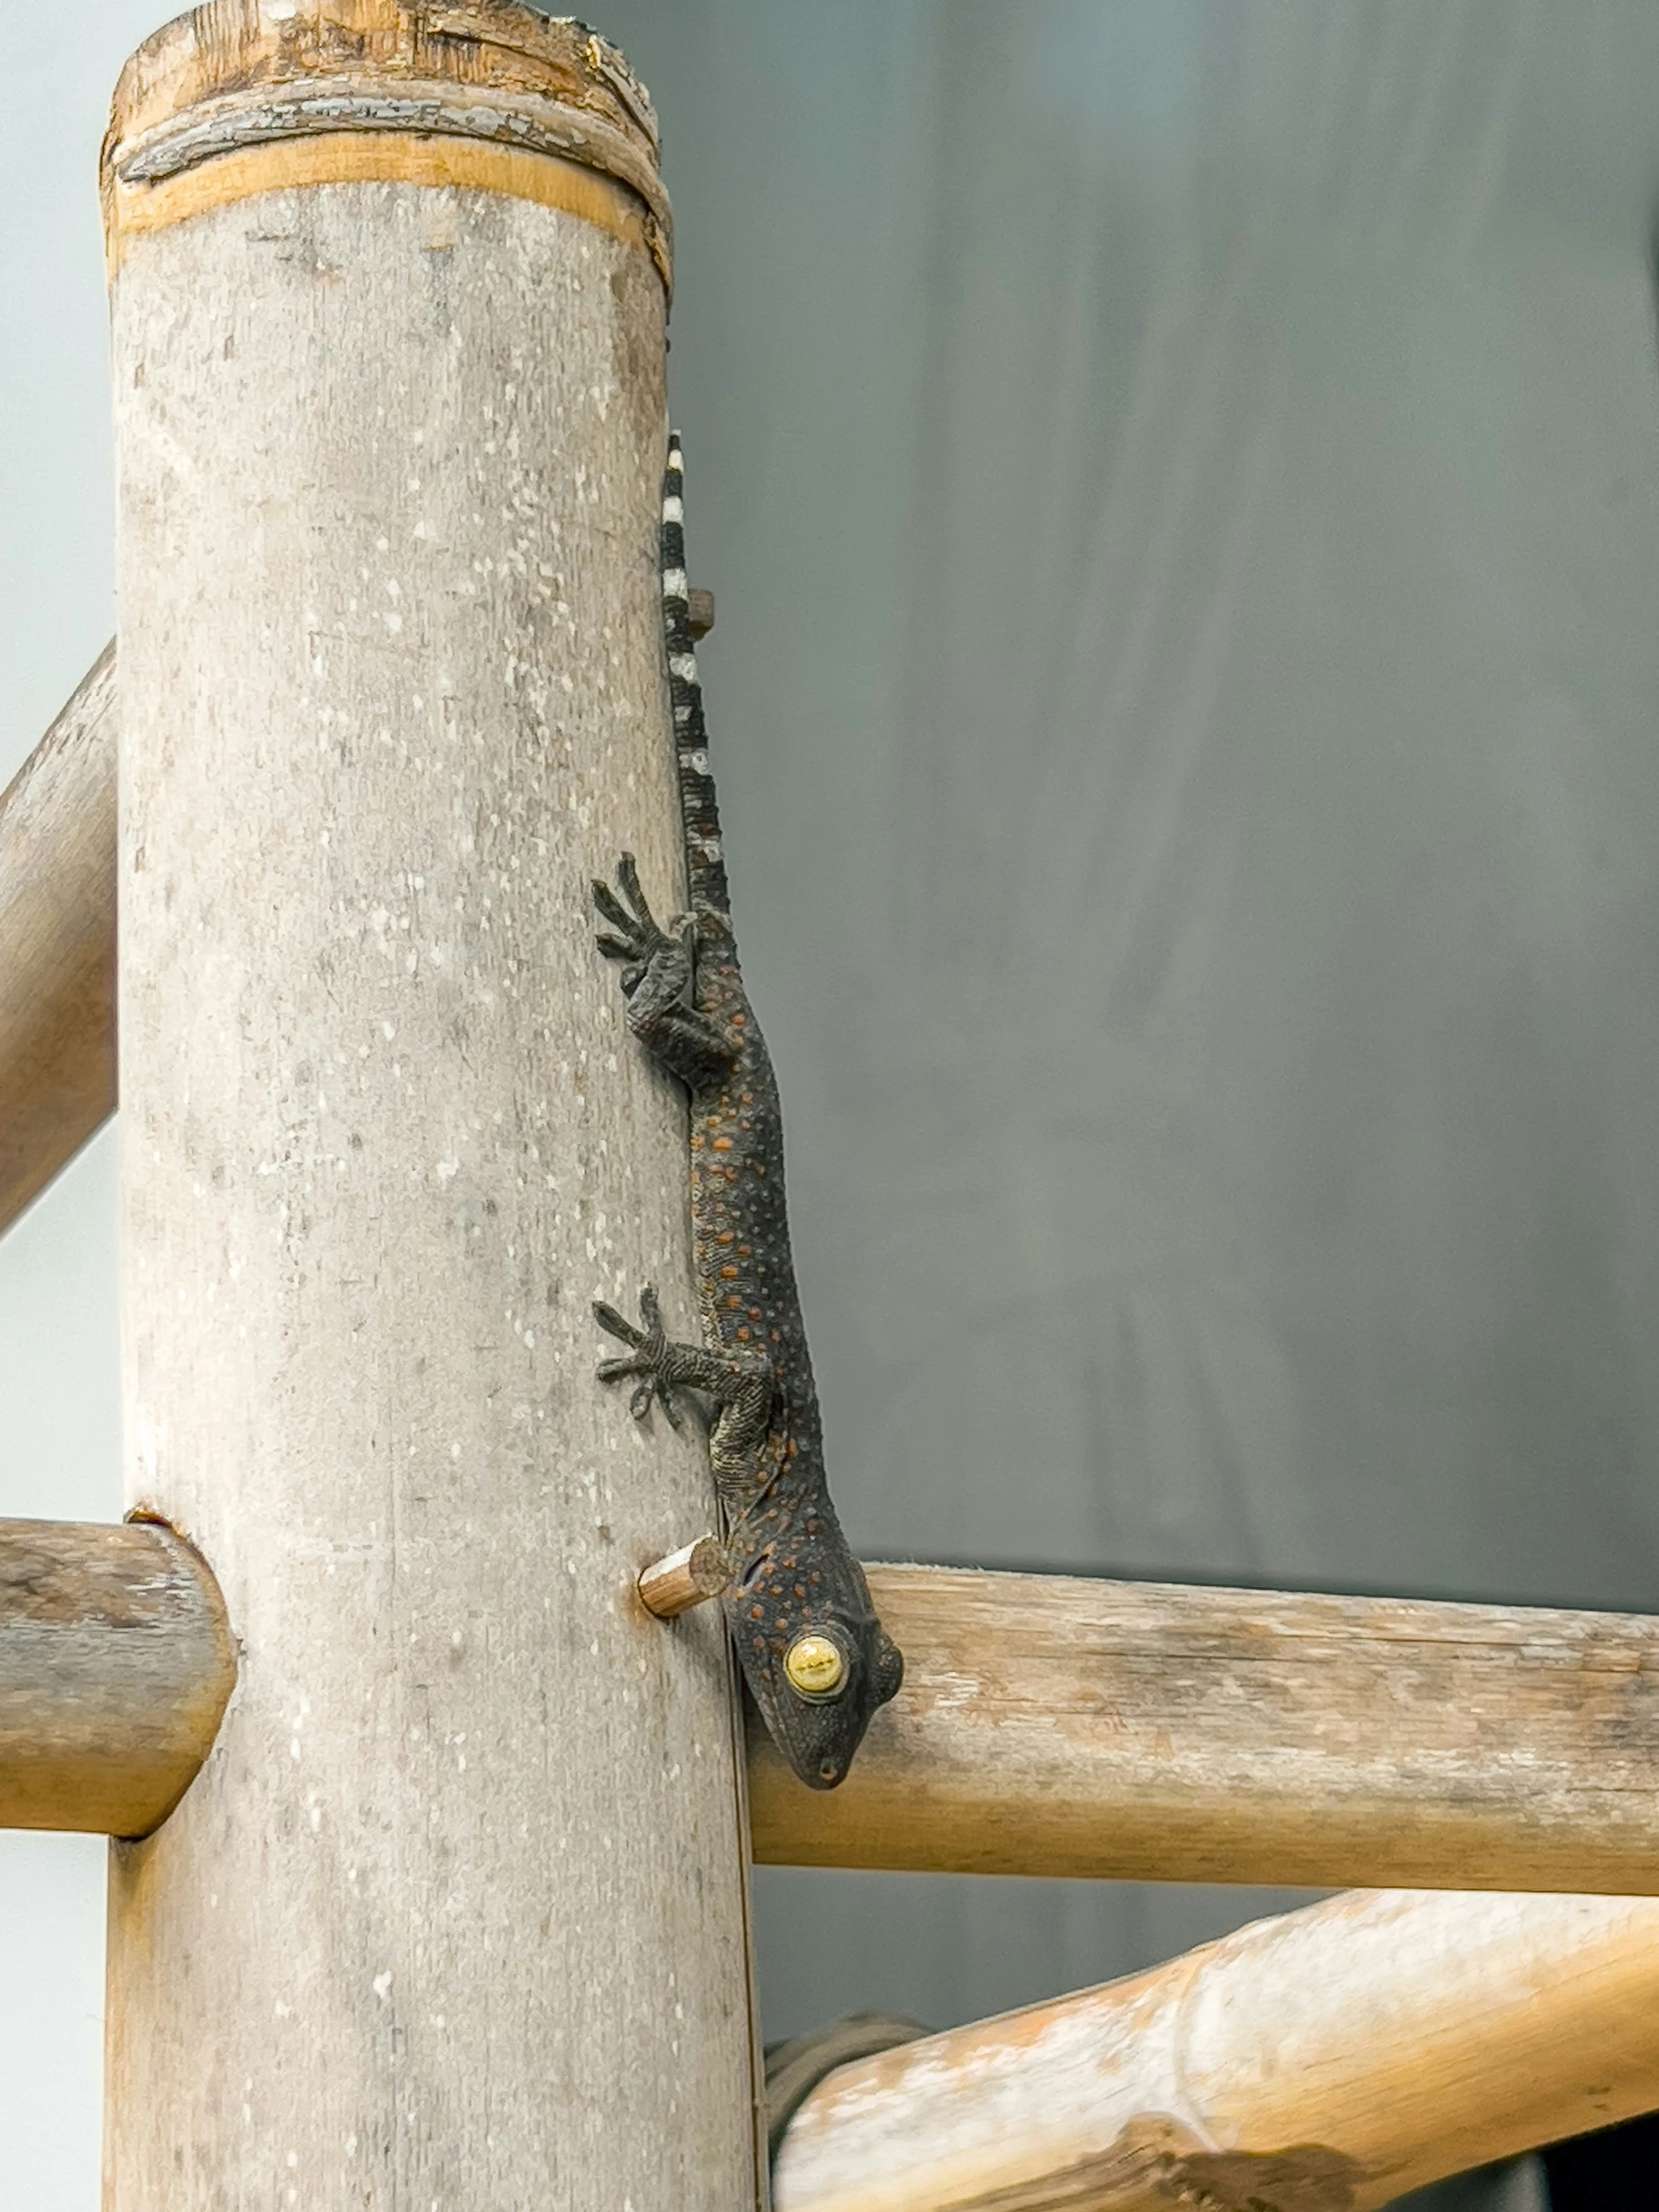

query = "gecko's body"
[592,438,901,1790]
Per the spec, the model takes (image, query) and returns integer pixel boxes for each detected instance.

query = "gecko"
[591,435,902,1791]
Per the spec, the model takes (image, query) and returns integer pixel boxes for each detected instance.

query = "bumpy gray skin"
[592,439,901,1790]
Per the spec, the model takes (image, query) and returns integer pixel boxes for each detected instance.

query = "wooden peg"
[638,1535,730,1619]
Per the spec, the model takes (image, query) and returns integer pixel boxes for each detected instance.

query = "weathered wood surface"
[751,1562,1659,1894]
[0,647,116,1233]
[774,1885,1659,2212]
[0,1515,233,1836]
[103,5,762,2209]
[0,637,715,1246]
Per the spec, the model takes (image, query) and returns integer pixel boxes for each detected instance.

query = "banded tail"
[661,435,732,922]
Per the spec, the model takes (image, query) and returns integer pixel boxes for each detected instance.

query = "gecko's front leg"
[593,1287,775,1515]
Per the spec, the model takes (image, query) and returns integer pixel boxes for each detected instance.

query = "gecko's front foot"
[595,1288,776,1453]
[593,1286,688,1427]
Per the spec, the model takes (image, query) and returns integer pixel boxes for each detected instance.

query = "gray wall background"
[6,2,1658,2203]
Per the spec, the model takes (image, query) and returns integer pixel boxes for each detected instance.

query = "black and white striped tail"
[661,435,732,922]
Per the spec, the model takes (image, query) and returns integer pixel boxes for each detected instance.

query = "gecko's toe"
[593,1300,643,1347]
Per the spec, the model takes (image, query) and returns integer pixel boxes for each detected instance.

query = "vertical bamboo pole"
[103,7,763,2206]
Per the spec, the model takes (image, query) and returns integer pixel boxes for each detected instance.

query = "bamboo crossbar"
[773,1885,1659,2211]
[15,1527,1659,1897]
[13,1515,1659,2203]
[751,1562,1659,1893]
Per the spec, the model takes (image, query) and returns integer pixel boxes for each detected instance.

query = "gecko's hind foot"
[592,854,690,998]
[592,856,735,1083]
[593,1286,686,1428]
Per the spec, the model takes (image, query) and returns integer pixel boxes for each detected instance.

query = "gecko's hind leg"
[594,1287,773,1447]
[593,854,734,1082]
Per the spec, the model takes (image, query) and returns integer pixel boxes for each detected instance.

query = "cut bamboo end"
[100,0,673,288]
[639,1535,732,1619]
[0,1515,235,1838]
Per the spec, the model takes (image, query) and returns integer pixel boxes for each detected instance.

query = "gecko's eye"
[784,1633,846,1701]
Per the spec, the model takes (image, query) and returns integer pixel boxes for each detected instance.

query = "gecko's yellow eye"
[785,1634,846,1700]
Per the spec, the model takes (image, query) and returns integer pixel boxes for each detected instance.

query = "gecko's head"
[747,1603,903,1791]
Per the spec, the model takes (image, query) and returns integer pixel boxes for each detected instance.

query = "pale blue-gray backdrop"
[12,4,1659,2204]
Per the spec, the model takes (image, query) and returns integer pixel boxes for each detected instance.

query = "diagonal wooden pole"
[102,5,764,2205]
[773,1887,1659,2212]
[0,647,116,1233]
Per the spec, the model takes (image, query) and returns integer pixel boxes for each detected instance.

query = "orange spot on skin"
[727,1296,743,1311]
[713,1137,734,1151]
[721,1266,739,1280]
[737,1327,752,1342]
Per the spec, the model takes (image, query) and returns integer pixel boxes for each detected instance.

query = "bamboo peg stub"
[639,1535,732,1618]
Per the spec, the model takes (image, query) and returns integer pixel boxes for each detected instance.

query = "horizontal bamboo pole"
[18,1534,1659,1894]
[772,1886,1659,2212]
[16,1513,1659,2205]
[750,1563,1659,1893]
[0,646,116,1232]
[0,1515,235,1836]
[13,1530,1659,1894]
